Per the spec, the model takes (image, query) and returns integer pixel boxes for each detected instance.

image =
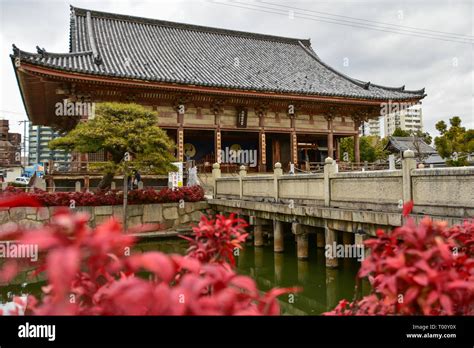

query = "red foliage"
[325,202,474,316]
[181,214,249,266]
[0,186,204,207]
[0,195,295,315]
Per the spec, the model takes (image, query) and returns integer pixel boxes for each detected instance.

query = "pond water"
[1,235,367,315]
[136,235,368,315]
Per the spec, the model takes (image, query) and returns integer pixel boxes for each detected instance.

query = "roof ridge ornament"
[86,11,102,66]
[36,46,46,56]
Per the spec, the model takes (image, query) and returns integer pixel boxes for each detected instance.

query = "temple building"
[11,6,425,173]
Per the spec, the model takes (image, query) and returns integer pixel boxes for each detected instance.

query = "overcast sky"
[0,0,472,139]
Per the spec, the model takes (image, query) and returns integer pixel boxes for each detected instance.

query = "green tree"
[340,136,388,162]
[49,102,177,189]
[392,127,411,137]
[392,127,432,144]
[434,116,474,166]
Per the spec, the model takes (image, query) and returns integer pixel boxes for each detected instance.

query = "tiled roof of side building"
[386,136,437,154]
[11,6,426,101]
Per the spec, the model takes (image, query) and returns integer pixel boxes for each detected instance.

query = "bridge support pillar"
[273,220,284,252]
[355,232,369,259]
[325,225,338,268]
[250,217,269,247]
[292,223,308,260]
[296,233,309,260]
[254,225,264,247]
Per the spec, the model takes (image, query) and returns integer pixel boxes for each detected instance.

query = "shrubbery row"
[0,186,204,207]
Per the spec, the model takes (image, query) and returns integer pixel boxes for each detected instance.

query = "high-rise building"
[384,104,423,136]
[28,125,70,165]
[359,117,381,137]
[0,119,21,166]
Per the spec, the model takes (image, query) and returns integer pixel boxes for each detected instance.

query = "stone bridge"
[208,150,474,267]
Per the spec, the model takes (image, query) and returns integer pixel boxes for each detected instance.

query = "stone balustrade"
[213,150,474,219]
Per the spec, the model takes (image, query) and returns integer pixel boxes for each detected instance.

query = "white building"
[359,117,381,137]
[384,104,423,136]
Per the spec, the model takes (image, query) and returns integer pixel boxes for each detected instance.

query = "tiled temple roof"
[11,6,425,101]
[386,136,437,154]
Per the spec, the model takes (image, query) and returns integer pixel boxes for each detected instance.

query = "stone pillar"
[316,231,325,248]
[75,181,81,192]
[273,162,282,201]
[296,233,308,260]
[212,163,221,198]
[323,157,337,207]
[354,132,360,164]
[254,225,264,247]
[292,223,308,260]
[111,181,116,190]
[273,220,284,252]
[239,165,247,199]
[402,149,416,204]
[325,224,338,268]
[355,232,369,260]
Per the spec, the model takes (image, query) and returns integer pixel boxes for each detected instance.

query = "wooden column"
[326,116,334,159]
[177,128,184,162]
[215,129,221,164]
[259,131,266,172]
[352,114,363,164]
[290,132,298,165]
[354,131,360,164]
[212,100,223,165]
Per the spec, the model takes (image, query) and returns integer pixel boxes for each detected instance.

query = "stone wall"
[0,201,210,230]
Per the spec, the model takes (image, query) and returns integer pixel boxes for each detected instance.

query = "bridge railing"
[212,151,474,218]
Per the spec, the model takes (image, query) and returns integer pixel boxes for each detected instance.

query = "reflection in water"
[236,237,365,315]
[274,252,283,285]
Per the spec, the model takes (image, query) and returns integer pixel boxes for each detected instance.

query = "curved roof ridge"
[297,41,369,89]
[298,41,425,96]
[70,5,311,46]
[11,45,93,58]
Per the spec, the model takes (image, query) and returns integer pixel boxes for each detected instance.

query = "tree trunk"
[97,172,114,190]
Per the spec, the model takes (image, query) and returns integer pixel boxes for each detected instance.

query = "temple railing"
[213,151,474,219]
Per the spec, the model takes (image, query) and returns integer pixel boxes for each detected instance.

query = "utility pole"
[18,120,29,167]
